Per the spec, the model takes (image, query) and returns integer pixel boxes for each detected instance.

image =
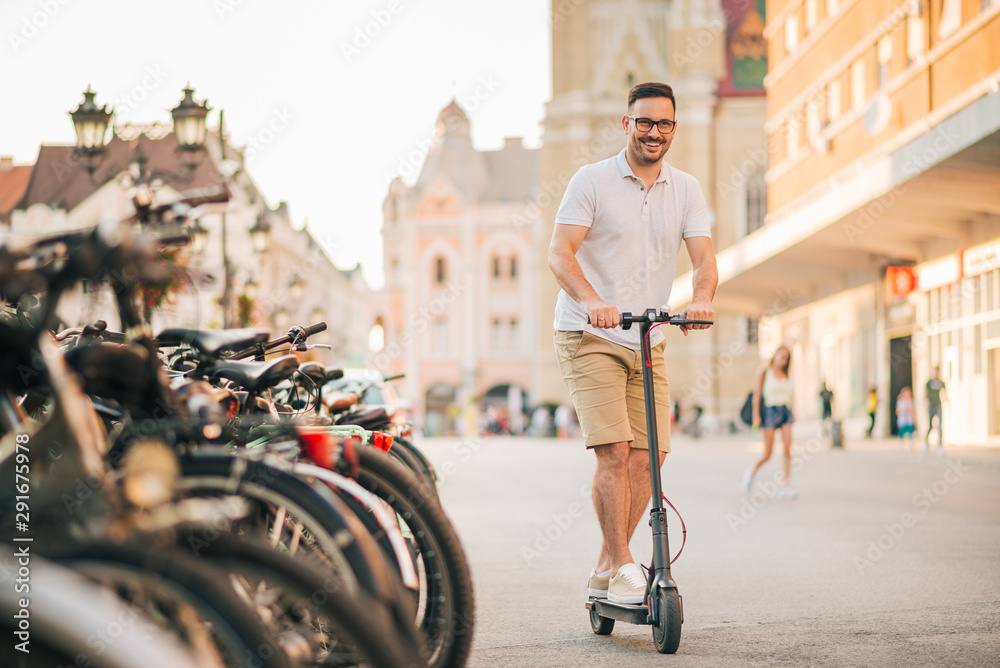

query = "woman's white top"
[762,369,793,407]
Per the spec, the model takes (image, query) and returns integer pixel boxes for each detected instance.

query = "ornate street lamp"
[171,86,211,152]
[70,86,113,174]
[288,273,304,303]
[188,218,209,254]
[248,214,271,254]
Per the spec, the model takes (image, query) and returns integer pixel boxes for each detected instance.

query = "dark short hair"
[627,82,676,112]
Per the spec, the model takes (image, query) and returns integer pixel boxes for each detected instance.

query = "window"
[938,0,960,39]
[877,36,892,88]
[784,15,799,53]
[492,256,501,280]
[435,256,446,284]
[851,59,866,110]
[509,318,519,351]
[907,5,925,65]
[806,98,822,144]
[785,115,800,156]
[805,0,818,32]
[492,318,502,352]
[434,318,448,354]
[827,80,842,122]
[510,256,517,280]
[746,317,760,345]
[746,171,767,233]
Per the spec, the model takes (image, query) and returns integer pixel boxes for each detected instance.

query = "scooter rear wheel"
[651,588,682,653]
[589,604,615,635]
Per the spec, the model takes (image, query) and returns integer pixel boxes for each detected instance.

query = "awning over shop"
[672,91,1000,317]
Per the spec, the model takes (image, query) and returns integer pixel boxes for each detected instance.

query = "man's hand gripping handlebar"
[588,307,714,331]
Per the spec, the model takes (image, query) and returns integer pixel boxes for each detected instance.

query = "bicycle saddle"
[156,327,269,357]
[205,355,299,393]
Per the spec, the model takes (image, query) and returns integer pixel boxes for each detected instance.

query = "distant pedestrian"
[865,387,878,438]
[925,366,947,454]
[819,381,834,434]
[554,404,573,439]
[742,345,796,499]
[896,386,915,450]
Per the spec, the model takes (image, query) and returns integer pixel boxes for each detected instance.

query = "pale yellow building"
[698,0,1000,442]
[379,102,543,435]
[536,0,771,429]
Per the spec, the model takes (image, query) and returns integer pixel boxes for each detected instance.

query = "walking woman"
[742,345,797,499]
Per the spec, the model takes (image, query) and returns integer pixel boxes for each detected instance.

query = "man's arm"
[548,223,620,328]
[679,236,718,335]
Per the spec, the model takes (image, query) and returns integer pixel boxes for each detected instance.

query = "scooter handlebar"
[587,310,714,330]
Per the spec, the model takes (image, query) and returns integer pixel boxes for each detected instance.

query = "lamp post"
[71,85,211,182]
[70,86,113,174]
[249,213,272,254]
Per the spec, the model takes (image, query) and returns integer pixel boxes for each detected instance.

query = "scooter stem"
[638,312,675,590]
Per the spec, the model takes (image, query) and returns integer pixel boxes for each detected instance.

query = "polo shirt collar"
[615,149,669,185]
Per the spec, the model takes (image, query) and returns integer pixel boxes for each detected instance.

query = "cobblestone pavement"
[417,432,1000,668]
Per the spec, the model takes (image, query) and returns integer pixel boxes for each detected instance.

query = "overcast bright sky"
[1,0,551,288]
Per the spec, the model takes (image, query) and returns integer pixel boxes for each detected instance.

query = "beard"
[629,134,668,166]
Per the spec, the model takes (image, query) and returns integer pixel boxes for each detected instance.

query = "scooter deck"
[586,598,650,625]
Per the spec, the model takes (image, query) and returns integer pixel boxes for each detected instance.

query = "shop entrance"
[888,336,913,436]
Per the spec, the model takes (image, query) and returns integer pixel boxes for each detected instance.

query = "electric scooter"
[585,307,713,654]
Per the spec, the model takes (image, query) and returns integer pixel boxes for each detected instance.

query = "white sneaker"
[587,568,611,599]
[607,563,647,605]
[779,486,798,500]
[937,445,945,457]
[741,467,753,493]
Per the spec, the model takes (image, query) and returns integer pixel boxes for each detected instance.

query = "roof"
[16,134,223,212]
[414,101,539,203]
[481,138,539,202]
[0,164,32,215]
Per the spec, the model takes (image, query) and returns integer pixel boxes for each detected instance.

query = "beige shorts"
[553,330,671,452]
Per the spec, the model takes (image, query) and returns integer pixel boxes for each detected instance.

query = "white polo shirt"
[553,149,711,350]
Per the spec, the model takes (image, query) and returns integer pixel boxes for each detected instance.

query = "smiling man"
[548,82,718,605]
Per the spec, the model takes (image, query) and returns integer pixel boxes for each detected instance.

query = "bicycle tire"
[351,446,476,668]
[388,437,437,495]
[177,452,423,650]
[392,435,438,495]
[178,453,377,595]
[39,539,291,668]
[0,546,202,668]
[188,533,426,668]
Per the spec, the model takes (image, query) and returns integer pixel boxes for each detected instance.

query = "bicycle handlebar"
[301,322,327,338]
[230,321,327,359]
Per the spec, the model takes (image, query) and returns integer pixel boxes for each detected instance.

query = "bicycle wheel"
[350,446,475,668]
[39,539,291,668]
[187,533,426,668]
[177,452,424,651]
[178,453,374,595]
[0,545,202,668]
[390,434,439,496]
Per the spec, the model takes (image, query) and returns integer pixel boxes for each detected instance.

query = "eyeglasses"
[627,116,676,133]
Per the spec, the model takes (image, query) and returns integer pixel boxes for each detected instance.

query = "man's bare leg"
[626,448,667,538]
[596,447,667,572]
[591,441,632,575]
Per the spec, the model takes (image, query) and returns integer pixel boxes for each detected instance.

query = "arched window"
[510,256,518,281]
[492,255,501,280]
[435,256,446,284]
[746,171,767,234]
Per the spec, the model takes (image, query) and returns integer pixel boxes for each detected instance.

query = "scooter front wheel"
[589,604,615,635]
[651,588,682,653]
